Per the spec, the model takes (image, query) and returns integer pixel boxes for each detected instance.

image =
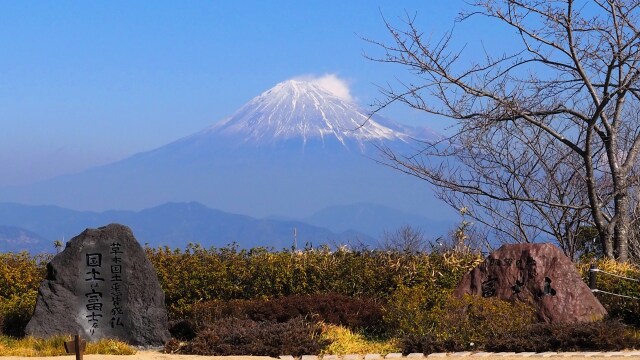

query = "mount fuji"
[205,79,415,147]
[142,79,438,157]
[0,79,452,245]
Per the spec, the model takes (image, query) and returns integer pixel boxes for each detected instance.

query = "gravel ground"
[4,351,640,360]
[0,352,277,360]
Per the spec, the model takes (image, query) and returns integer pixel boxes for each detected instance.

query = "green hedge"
[578,259,640,326]
[144,244,483,318]
[4,247,640,340]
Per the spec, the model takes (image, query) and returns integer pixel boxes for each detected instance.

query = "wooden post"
[74,334,82,360]
[64,334,86,360]
[589,264,597,290]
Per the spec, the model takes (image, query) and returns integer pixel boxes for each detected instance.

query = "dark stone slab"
[453,243,607,323]
[26,224,170,345]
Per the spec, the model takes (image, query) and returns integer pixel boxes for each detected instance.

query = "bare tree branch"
[367,0,640,261]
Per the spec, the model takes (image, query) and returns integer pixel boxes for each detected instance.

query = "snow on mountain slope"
[193,79,413,148]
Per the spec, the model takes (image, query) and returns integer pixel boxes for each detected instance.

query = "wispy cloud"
[293,74,355,102]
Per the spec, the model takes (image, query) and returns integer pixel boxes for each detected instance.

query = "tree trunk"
[614,191,630,262]
[603,230,614,259]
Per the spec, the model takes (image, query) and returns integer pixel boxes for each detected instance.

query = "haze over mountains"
[0,201,453,254]
[0,78,454,251]
[0,202,374,254]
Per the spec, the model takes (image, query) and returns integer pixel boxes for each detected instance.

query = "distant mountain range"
[0,79,451,222]
[0,201,453,254]
[0,78,455,252]
[0,225,49,253]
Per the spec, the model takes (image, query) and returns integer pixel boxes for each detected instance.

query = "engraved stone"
[453,243,606,323]
[26,224,170,345]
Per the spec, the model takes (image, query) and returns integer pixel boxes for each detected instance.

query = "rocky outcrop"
[454,243,606,323]
[26,224,170,345]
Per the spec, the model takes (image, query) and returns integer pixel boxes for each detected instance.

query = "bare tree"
[379,225,428,253]
[367,0,640,261]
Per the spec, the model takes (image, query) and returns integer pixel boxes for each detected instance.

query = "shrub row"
[402,320,640,354]
[487,320,640,352]
[578,259,640,326]
[397,295,536,352]
[165,317,328,357]
[169,294,640,356]
[4,247,640,353]
[188,293,385,333]
[145,244,483,319]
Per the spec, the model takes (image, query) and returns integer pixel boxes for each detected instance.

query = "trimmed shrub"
[145,245,483,320]
[401,302,640,353]
[434,295,536,345]
[486,320,640,352]
[191,293,384,333]
[383,284,449,337]
[168,319,197,341]
[166,317,328,357]
[399,295,536,353]
[578,259,640,326]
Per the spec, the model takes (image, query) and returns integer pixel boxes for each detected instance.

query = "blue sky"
[0,1,510,187]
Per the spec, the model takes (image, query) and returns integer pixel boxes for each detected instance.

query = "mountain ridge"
[0,201,376,253]
[0,78,453,222]
[0,225,49,253]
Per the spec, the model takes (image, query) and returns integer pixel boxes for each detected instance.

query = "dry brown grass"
[0,335,136,356]
[319,324,400,355]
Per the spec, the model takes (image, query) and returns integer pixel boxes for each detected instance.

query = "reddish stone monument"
[453,243,606,323]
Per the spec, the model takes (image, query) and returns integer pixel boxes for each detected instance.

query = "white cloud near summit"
[294,74,354,103]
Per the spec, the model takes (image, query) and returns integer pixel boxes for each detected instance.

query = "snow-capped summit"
[202,79,411,148]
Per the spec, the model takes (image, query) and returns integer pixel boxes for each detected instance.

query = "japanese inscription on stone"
[480,255,547,298]
[78,241,127,339]
[27,224,170,345]
[453,243,607,323]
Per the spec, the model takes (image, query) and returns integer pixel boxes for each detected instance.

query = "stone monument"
[453,243,607,323]
[26,224,170,346]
